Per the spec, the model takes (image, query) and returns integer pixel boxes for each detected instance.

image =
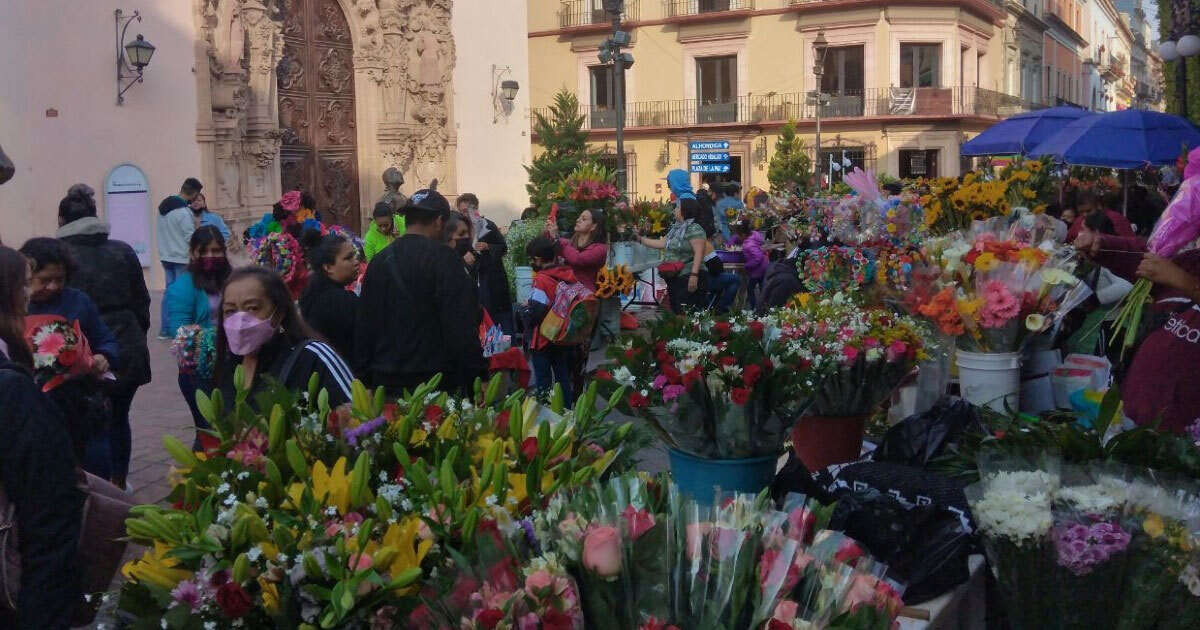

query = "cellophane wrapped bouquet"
[1050,466,1133,630]
[780,293,931,418]
[600,311,839,459]
[116,373,653,628]
[965,455,1060,630]
[1114,475,1200,630]
[910,218,1082,353]
[24,314,96,393]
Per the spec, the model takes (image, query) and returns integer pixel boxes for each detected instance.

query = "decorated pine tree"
[767,119,812,195]
[526,90,594,210]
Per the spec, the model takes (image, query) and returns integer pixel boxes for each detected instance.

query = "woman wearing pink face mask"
[214,267,354,413]
[166,226,232,446]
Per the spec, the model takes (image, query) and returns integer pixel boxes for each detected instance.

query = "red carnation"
[542,610,574,630]
[424,404,443,428]
[714,321,732,338]
[594,369,613,382]
[761,358,775,372]
[768,620,792,630]
[477,608,506,630]
[495,410,511,434]
[660,364,681,384]
[682,369,702,389]
[730,387,751,406]
[215,581,253,619]
[742,363,763,387]
[629,391,649,409]
[520,436,540,462]
[624,348,637,360]
[748,321,765,339]
[719,356,738,367]
[57,349,78,367]
[382,403,400,421]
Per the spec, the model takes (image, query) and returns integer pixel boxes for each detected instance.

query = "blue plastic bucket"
[667,449,779,500]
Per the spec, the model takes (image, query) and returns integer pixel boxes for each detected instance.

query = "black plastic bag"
[871,396,984,467]
[827,486,973,605]
[770,451,834,505]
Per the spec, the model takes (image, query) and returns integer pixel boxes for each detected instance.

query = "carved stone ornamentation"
[281,0,304,37]
[318,48,353,93]
[318,1,351,42]
[278,43,306,90]
[320,155,355,219]
[317,100,355,144]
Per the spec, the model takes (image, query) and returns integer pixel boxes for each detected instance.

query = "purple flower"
[171,580,201,610]
[1188,418,1200,445]
[1054,520,1131,575]
[652,374,669,390]
[662,384,686,402]
[518,519,541,555]
[345,416,387,446]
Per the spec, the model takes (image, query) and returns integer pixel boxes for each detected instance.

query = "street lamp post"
[602,0,633,194]
[810,31,829,192]
[1159,0,1200,118]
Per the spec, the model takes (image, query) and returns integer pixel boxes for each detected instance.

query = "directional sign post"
[689,140,731,175]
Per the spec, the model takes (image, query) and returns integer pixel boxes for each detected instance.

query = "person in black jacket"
[299,231,360,364]
[0,245,84,630]
[56,187,151,491]
[457,194,515,335]
[213,267,354,410]
[356,189,487,397]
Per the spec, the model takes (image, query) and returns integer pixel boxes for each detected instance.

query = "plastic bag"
[870,396,984,466]
[825,487,972,604]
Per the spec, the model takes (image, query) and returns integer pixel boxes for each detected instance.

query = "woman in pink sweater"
[548,208,609,291]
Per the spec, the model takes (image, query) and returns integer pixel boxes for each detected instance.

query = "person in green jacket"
[364,201,405,262]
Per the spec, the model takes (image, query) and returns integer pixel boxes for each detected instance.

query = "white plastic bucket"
[514,266,534,304]
[956,350,1022,412]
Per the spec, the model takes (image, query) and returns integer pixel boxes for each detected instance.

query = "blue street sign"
[690,152,730,162]
[690,140,730,151]
[690,163,731,174]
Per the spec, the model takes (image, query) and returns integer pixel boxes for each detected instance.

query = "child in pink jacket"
[731,222,768,308]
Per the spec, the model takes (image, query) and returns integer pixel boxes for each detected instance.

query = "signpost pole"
[611,11,627,194]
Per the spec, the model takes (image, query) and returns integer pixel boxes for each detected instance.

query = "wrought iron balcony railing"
[663,0,754,18]
[532,87,1036,132]
[558,1,640,28]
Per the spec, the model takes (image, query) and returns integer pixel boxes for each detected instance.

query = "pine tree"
[767,119,812,195]
[526,89,594,210]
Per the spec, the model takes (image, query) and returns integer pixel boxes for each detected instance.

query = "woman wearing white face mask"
[213,267,354,415]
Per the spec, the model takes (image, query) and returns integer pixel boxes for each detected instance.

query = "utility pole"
[810,31,829,193]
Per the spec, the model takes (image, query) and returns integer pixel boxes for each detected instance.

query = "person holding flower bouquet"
[0,245,86,630]
[166,226,231,448]
[20,238,119,462]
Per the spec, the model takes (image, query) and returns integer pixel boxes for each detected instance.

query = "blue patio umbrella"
[1028,109,1200,168]
[960,106,1094,156]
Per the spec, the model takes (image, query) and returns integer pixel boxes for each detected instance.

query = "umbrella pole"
[1123,170,1128,216]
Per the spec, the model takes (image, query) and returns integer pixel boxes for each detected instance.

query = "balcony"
[663,0,755,19]
[532,87,1035,133]
[558,1,640,29]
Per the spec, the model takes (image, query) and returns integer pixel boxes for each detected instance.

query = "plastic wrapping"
[871,396,985,467]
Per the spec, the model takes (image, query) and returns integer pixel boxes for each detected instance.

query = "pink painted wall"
[0,0,201,288]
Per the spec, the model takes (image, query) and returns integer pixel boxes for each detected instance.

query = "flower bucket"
[789,414,868,472]
[514,266,534,304]
[611,241,633,267]
[667,449,778,500]
[956,350,1022,412]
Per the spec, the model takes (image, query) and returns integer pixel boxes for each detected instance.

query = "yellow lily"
[293,457,352,515]
[121,542,192,590]
[379,517,433,592]
[436,414,458,440]
[259,578,281,616]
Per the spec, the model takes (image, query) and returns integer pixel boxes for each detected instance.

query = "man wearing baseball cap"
[354,189,487,396]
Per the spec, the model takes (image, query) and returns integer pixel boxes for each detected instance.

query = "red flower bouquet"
[24,314,96,393]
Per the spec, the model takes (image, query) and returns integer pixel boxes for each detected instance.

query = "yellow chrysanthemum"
[974,252,999,272]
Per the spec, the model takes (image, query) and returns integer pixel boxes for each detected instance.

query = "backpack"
[538,281,598,346]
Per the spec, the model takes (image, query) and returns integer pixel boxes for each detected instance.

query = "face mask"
[223,310,277,356]
[455,238,473,256]
[197,257,228,275]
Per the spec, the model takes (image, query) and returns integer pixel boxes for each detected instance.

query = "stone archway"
[276,0,360,225]
[192,0,457,229]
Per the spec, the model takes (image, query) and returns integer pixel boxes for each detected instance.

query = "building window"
[899,149,939,179]
[589,65,619,128]
[821,46,865,94]
[596,151,637,195]
[818,149,866,184]
[900,44,941,88]
[698,0,732,12]
[696,54,737,123]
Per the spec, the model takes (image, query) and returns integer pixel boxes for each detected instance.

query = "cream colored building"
[529,0,1030,195]
[0,0,531,288]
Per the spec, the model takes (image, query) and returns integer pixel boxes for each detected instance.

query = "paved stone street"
[124,291,196,506]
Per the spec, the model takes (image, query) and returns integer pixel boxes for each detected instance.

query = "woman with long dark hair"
[0,245,84,628]
[214,267,354,408]
[299,231,360,363]
[57,187,151,491]
[551,208,609,292]
[165,225,231,446]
